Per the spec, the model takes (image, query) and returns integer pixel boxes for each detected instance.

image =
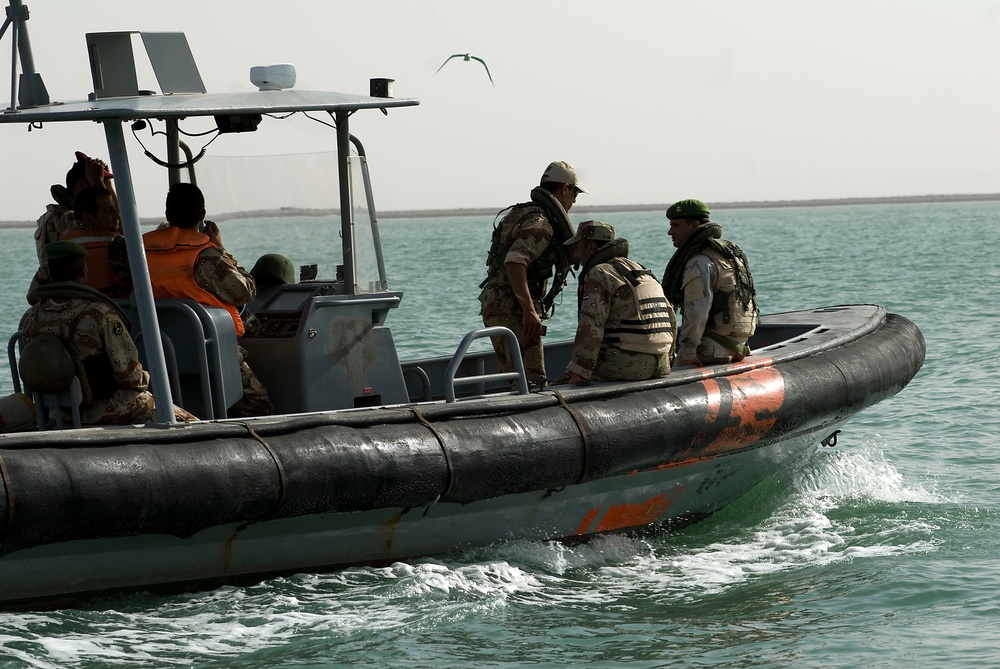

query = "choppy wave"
[0,434,957,669]
[0,203,996,668]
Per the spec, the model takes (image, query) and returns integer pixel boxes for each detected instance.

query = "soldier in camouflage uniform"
[33,152,118,270]
[143,183,273,417]
[21,242,195,425]
[553,221,676,385]
[478,161,584,388]
[661,199,758,367]
[27,186,131,304]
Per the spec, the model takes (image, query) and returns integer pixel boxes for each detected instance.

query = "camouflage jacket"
[21,284,148,404]
[194,247,256,307]
[676,247,757,364]
[481,203,557,297]
[567,244,675,379]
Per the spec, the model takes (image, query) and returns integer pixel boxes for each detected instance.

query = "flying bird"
[435,53,494,86]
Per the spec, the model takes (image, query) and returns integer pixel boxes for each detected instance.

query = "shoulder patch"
[110,319,125,337]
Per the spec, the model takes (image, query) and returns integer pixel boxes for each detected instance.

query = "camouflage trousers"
[696,337,745,365]
[76,389,196,426]
[479,286,546,388]
[591,347,669,382]
[228,344,274,417]
[80,388,157,425]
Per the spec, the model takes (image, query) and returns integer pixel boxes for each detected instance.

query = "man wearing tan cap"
[478,161,584,388]
[553,221,675,385]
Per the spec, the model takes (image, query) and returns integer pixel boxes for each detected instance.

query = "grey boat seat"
[7,330,83,430]
[30,377,83,430]
[119,298,243,420]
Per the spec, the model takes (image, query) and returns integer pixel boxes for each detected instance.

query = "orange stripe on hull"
[690,366,786,458]
[575,508,601,535]
[576,485,684,535]
[707,367,785,454]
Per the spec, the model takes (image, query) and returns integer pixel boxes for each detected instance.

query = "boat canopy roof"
[0,89,417,124]
[1,17,419,425]
[2,28,416,123]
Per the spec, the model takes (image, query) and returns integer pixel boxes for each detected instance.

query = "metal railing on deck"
[445,327,528,402]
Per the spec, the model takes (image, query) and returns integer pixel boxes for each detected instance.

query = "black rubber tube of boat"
[0,314,924,556]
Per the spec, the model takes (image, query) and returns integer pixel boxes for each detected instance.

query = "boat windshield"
[191,145,385,292]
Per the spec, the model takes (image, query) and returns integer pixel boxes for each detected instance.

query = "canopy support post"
[104,119,177,424]
[336,110,355,295]
[166,117,182,186]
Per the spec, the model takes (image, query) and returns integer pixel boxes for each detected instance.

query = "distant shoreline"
[377,192,1000,220]
[3,192,998,228]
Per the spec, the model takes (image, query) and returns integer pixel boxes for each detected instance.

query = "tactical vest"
[701,242,757,340]
[60,227,131,299]
[603,257,676,356]
[483,203,556,295]
[142,226,245,336]
[481,187,575,314]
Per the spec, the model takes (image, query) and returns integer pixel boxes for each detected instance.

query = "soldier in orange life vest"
[142,182,274,417]
[33,151,119,267]
[53,186,131,298]
[27,185,131,303]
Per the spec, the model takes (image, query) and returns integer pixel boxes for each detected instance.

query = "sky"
[2,0,1000,221]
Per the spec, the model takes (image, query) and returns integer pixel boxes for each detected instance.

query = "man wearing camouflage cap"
[661,199,759,366]
[553,221,676,385]
[20,242,195,425]
[478,161,584,388]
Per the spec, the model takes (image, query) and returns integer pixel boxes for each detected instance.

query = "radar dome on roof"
[250,64,296,91]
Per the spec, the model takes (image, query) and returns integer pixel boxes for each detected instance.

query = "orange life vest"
[142,226,245,336]
[59,227,131,299]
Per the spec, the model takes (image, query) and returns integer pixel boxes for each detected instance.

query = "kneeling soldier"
[553,221,676,385]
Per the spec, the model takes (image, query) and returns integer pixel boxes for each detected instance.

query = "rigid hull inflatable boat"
[0,4,924,607]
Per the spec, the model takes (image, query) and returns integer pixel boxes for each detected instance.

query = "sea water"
[0,201,996,668]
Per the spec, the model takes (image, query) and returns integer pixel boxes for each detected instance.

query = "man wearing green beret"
[660,199,759,367]
[20,242,195,426]
[553,221,675,385]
